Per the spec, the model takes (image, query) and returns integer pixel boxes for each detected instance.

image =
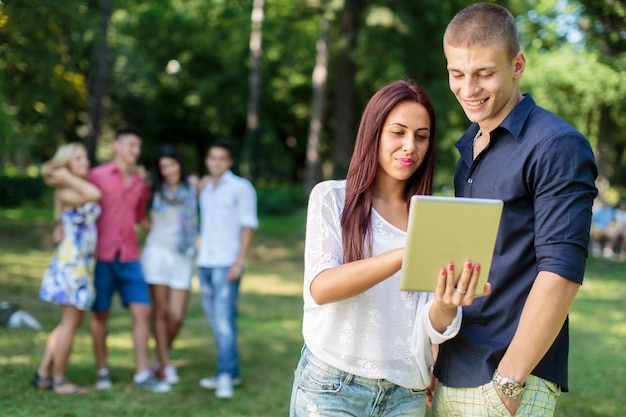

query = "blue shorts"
[92,259,150,312]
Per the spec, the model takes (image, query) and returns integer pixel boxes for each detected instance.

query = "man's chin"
[461,108,486,124]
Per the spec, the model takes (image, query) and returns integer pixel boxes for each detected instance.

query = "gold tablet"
[400,195,503,294]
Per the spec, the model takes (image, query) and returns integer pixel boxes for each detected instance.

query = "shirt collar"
[102,160,143,183]
[208,170,235,187]
[456,93,536,151]
[498,93,535,141]
[217,170,235,181]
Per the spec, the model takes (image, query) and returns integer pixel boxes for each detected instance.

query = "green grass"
[1,207,624,416]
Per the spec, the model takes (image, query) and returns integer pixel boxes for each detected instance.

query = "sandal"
[51,378,88,394]
[30,372,52,390]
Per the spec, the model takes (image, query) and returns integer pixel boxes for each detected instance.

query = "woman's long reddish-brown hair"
[340,79,437,263]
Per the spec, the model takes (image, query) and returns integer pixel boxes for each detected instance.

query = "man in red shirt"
[88,129,170,393]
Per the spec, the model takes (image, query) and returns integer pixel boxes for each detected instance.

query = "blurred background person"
[590,198,614,257]
[141,145,198,384]
[197,139,258,399]
[33,143,101,394]
[88,129,170,393]
[602,200,626,260]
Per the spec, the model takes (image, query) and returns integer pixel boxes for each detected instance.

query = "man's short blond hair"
[444,3,520,61]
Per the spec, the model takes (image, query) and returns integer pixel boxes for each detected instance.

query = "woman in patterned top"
[33,143,101,394]
[141,145,198,384]
[289,80,490,416]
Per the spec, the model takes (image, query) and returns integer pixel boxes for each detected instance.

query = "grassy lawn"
[1,206,624,416]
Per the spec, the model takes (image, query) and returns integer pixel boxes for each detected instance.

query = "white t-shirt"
[144,205,180,251]
[197,170,258,267]
[141,205,194,289]
[302,180,461,389]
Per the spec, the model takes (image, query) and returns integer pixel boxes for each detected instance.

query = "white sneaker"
[134,374,171,393]
[95,371,112,390]
[199,375,242,389]
[162,365,180,384]
[215,373,234,398]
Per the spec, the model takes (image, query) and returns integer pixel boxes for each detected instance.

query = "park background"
[1,0,625,416]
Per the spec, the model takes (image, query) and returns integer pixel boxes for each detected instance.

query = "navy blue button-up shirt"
[434,94,598,392]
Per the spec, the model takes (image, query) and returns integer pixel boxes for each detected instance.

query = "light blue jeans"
[290,346,427,417]
[198,266,240,378]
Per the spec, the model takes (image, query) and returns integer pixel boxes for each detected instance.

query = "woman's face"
[159,156,182,186]
[377,100,431,183]
[67,147,91,178]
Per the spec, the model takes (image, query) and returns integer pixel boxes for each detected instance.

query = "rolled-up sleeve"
[531,132,598,283]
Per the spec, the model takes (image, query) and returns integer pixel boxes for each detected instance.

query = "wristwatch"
[493,370,525,400]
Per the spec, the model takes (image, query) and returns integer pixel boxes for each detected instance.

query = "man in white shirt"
[196,139,258,399]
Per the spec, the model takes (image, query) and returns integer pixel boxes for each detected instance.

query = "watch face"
[501,381,522,398]
[493,370,524,399]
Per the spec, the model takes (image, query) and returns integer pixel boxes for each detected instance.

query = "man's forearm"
[235,227,254,265]
[497,270,580,383]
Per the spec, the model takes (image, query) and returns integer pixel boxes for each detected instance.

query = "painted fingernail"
[465,261,471,268]
[449,262,454,271]
[441,268,446,276]
[475,264,481,272]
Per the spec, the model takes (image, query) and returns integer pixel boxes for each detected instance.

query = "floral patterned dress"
[39,202,101,310]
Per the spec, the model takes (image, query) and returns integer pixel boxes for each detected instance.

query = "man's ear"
[513,51,526,80]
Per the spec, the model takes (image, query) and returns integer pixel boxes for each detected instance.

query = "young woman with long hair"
[141,145,198,384]
[289,80,489,416]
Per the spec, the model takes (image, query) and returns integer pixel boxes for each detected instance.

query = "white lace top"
[302,180,462,389]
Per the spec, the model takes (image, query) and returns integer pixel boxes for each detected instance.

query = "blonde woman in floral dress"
[32,143,101,394]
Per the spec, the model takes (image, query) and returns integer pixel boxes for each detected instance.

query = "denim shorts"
[92,259,150,311]
[290,346,427,417]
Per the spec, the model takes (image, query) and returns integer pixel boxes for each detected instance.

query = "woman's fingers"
[437,260,483,305]
[454,261,472,293]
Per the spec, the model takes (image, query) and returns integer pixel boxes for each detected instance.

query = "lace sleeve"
[409,295,462,379]
[303,181,345,305]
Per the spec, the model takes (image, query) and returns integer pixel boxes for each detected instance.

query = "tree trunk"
[596,104,616,187]
[331,0,363,179]
[241,0,265,179]
[305,15,330,192]
[85,0,112,165]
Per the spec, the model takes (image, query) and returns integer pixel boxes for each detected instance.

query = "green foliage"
[256,181,309,216]
[0,176,51,208]
[0,0,97,163]
[107,0,257,173]
[1,0,625,187]
[521,46,626,146]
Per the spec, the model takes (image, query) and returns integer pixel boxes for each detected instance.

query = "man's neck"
[114,158,133,178]
[209,173,224,186]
